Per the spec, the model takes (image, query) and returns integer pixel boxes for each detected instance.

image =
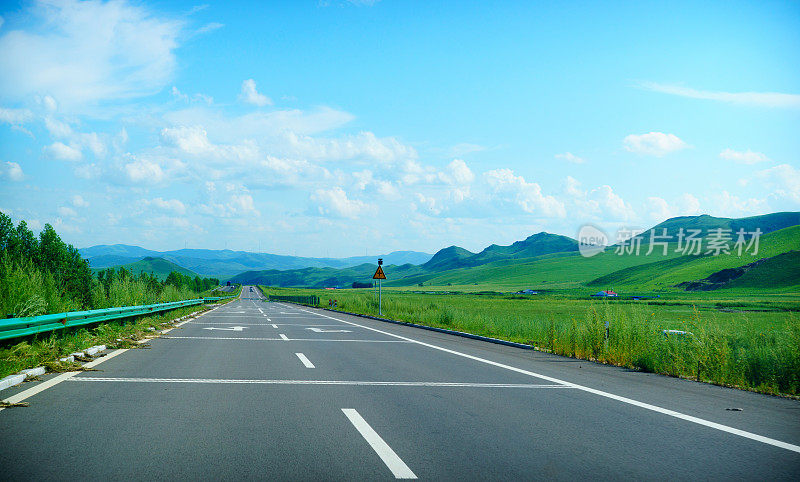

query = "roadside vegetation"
[263,286,800,397]
[0,212,239,378]
[0,212,221,318]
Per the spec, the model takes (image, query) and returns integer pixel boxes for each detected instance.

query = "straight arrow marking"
[306,327,351,333]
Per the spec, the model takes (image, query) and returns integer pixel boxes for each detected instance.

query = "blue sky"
[0,0,798,257]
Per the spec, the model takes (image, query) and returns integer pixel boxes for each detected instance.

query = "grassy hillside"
[726,251,800,289]
[100,256,199,281]
[235,212,800,293]
[638,212,800,239]
[589,225,800,291]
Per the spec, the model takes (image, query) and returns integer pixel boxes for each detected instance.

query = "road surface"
[1,286,798,480]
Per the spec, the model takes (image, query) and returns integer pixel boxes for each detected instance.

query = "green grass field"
[261,286,800,396]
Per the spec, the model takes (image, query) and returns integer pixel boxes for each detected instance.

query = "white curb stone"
[20,367,45,378]
[0,374,26,391]
[59,356,75,363]
[84,345,106,356]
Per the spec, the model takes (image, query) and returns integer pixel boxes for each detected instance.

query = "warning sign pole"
[373,258,386,316]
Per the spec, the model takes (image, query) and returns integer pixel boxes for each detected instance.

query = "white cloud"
[74,163,101,179]
[144,197,186,214]
[755,164,800,203]
[164,105,354,138]
[623,132,688,157]
[646,193,701,220]
[719,148,769,165]
[711,190,769,216]
[0,0,183,107]
[160,125,259,165]
[44,142,82,161]
[563,175,583,197]
[40,95,57,112]
[282,130,416,164]
[72,195,89,207]
[57,206,77,217]
[239,79,272,106]
[2,161,24,181]
[0,107,33,124]
[555,152,585,164]
[124,157,165,183]
[438,159,475,185]
[44,117,73,138]
[171,86,213,104]
[413,192,441,215]
[171,86,188,102]
[639,82,800,109]
[196,22,224,35]
[484,168,566,217]
[311,187,374,218]
[229,193,259,216]
[587,185,636,221]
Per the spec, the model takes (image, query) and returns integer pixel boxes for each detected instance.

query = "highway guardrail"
[268,295,320,305]
[0,295,236,341]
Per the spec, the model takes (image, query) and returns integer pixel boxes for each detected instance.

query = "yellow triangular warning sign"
[372,266,387,280]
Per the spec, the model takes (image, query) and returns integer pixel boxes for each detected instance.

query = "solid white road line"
[161,336,410,342]
[189,322,280,326]
[279,334,289,340]
[0,301,232,413]
[296,307,800,455]
[342,408,417,479]
[0,349,129,411]
[67,377,571,388]
[295,353,315,368]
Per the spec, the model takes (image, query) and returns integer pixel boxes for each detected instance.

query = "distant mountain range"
[79,245,434,278]
[93,256,200,281]
[229,212,800,293]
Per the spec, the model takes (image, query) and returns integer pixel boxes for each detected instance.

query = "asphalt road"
[1,286,799,480]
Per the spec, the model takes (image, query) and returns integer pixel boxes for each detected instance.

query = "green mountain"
[637,212,800,239]
[96,256,199,281]
[587,225,800,291]
[230,212,800,293]
[422,246,476,271]
[80,245,433,278]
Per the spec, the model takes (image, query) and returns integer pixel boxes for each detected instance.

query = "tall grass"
[268,287,800,396]
[0,256,83,317]
[1,255,210,318]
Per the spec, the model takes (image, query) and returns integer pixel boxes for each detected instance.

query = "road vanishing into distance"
[1,287,799,479]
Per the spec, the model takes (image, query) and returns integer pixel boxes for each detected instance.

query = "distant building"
[591,290,618,297]
[516,289,538,295]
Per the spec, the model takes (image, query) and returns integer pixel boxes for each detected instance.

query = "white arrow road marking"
[343,409,417,479]
[203,326,247,332]
[306,327,352,333]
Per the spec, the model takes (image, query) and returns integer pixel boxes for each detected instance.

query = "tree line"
[1,212,221,317]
